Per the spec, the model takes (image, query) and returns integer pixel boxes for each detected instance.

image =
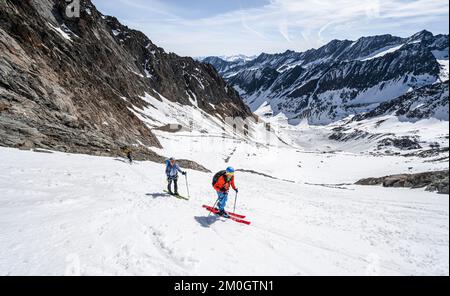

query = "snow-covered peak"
[218,54,257,63]
[206,30,448,126]
[407,30,435,43]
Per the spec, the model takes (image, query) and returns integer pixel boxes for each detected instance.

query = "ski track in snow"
[0,140,448,275]
[0,95,448,276]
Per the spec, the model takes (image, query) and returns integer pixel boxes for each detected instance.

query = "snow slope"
[218,55,257,63]
[437,59,449,81]
[0,137,448,275]
[1,81,448,276]
[360,44,404,61]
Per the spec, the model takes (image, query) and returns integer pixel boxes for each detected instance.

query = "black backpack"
[212,170,227,186]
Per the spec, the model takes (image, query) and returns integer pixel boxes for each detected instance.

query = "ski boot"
[218,210,230,218]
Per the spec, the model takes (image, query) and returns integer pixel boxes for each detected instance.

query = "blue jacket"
[165,160,183,178]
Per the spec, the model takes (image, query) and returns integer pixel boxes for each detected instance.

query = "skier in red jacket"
[213,167,239,218]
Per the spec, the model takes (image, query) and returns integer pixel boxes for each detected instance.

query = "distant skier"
[212,167,239,218]
[165,157,186,196]
[122,146,133,164]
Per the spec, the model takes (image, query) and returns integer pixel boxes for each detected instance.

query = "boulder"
[356,170,449,194]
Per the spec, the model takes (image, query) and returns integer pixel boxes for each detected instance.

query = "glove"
[235,188,239,193]
[182,171,187,176]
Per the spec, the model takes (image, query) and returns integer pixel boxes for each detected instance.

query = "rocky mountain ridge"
[201,30,449,125]
[0,0,253,163]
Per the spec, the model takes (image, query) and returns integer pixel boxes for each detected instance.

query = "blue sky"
[92,0,449,57]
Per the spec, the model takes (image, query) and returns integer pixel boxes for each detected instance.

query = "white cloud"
[278,19,291,42]
[94,0,449,56]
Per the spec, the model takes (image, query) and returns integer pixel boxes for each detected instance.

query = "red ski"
[202,205,246,219]
[229,216,251,225]
[202,205,251,225]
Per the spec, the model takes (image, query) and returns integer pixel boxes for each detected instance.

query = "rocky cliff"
[356,170,449,194]
[0,0,252,159]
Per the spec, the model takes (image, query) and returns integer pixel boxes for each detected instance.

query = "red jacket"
[214,175,236,192]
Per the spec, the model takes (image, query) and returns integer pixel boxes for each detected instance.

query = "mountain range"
[0,0,448,162]
[200,31,449,125]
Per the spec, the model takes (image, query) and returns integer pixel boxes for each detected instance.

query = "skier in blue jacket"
[165,157,186,195]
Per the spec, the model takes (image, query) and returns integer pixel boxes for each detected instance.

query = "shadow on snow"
[194,215,221,228]
[145,193,169,199]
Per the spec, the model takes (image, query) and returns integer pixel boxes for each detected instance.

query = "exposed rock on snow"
[329,129,372,142]
[236,169,295,183]
[153,124,184,133]
[377,137,422,151]
[113,147,209,172]
[177,159,211,173]
[403,147,449,158]
[356,170,449,194]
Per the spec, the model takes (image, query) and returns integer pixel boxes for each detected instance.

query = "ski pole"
[233,192,238,213]
[209,198,219,217]
[185,174,190,198]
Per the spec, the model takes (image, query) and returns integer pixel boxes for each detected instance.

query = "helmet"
[226,167,235,174]
[169,157,175,161]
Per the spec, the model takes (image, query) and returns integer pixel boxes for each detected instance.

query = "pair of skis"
[202,205,251,225]
[163,190,189,201]
[162,190,250,225]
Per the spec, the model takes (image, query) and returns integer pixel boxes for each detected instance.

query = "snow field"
[0,143,448,275]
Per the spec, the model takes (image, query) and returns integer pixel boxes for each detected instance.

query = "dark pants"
[168,177,178,194]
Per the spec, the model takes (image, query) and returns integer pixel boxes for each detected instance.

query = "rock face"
[377,137,422,151]
[201,31,449,125]
[356,170,449,194]
[201,55,256,74]
[354,82,449,122]
[0,0,252,159]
